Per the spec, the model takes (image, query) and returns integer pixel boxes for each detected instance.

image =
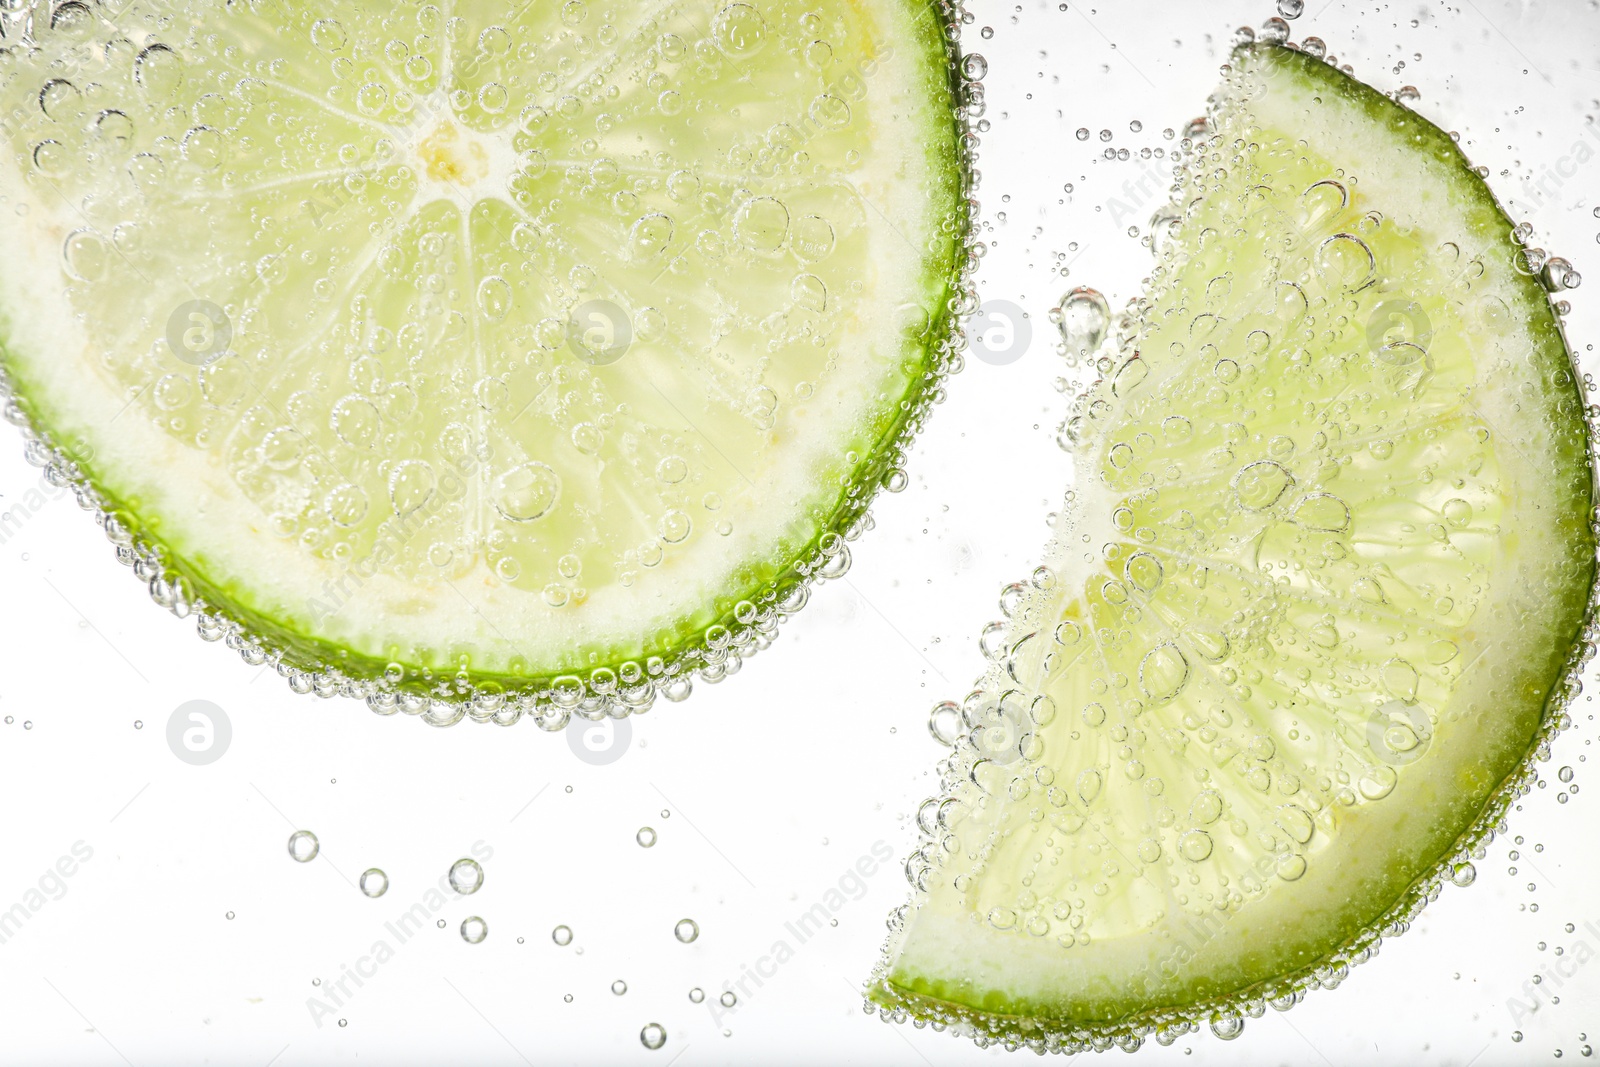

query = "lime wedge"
[869,42,1597,1049]
[0,0,968,715]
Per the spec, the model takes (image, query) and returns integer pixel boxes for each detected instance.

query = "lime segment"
[871,42,1595,1047]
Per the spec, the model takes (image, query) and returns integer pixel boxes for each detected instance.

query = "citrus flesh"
[0,0,966,701]
[870,42,1596,1045]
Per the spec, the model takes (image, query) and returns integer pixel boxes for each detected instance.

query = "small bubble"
[449,857,484,894]
[338,1019,347,1028]
[1276,0,1304,17]
[637,826,658,848]
[1075,127,1089,141]
[287,830,320,863]
[359,868,389,898]
[640,1023,667,1050]
[460,917,488,944]
[720,991,738,1008]
[225,910,235,920]
[612,979,628,995]
[492,462,561,523]
[1053,286,1111,354]
[689,987,705,1003]
[564,993,574,1003]
[675,918,700,943]
[553,924,574,946]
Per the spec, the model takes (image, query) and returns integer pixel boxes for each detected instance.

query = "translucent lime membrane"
[869,42,1597,1050]
[0,0,974,719]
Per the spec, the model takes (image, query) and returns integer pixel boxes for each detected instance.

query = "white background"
[2,0,1599,1064]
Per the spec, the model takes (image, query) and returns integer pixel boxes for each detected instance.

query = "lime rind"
[865,39,1599,1050]
[0,0,981,724]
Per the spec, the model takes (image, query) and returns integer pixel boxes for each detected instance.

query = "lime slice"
[0,0,969,715]
[869,42,1597,1049]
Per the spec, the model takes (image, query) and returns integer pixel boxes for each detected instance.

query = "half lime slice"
[869,41,1596,1049]
[0,0,970,718]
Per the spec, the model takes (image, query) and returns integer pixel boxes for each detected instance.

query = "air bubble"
[493,463,561,522]
[1053,287,1110,354]
[476,276,513,319]
[287,830,319,863]
[712,2,768,57]
[311,18,348,52]
[734,197,789,255]
[388,460,436,516]
[928,701,963,745]
[1179,830,1213,862]
[448,857,484,894]
[1258,17,1290,43]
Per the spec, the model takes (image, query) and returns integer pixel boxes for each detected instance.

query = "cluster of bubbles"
[287,835,506,945]
[869,11,1600,1054]
[0,0,985,720]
